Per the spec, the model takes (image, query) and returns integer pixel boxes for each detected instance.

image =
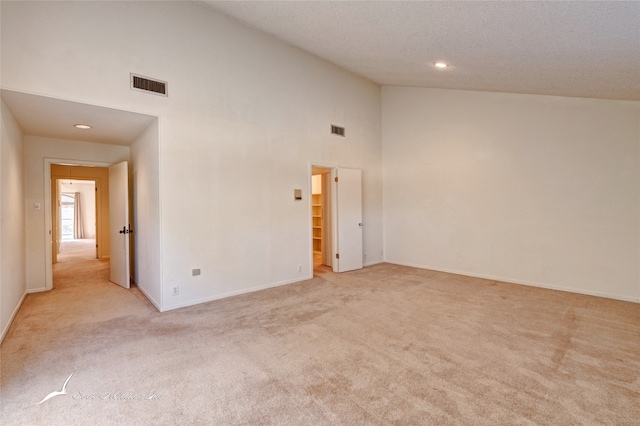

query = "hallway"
[53,239,107,290]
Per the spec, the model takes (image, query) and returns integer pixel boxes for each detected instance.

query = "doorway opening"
[52,170,103,290]
[310,166,364,274]
[45,160,134,292]
[311,166,333,270]
[57,178,97,253]
[54,177,103,288]
[49,163,113,291]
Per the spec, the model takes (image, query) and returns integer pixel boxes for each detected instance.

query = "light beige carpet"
[1,243,639,425]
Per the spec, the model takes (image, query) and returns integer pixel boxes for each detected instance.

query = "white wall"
[2,1,383,310]
[0,99,26,341]
[131,120,162,309]
[23,136,129,291]
[60,180,96,239]
[382,87,640,302]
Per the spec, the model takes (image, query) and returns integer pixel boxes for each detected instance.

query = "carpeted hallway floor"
[1,240,639,425]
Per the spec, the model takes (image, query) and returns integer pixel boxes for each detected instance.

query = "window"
[60,193,75,240]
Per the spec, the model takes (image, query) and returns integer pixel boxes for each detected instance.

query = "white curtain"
[73,192,85,239]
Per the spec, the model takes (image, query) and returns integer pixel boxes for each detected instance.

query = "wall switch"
[172,286,179,296]
[192,268,201,276]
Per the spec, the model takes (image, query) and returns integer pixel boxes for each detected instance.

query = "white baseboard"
[161,274,314,312]
[0,291,27,344]
[159,262,389,312]
[27,287,47,293]
[136,283,162,312]
[385,260,640,304]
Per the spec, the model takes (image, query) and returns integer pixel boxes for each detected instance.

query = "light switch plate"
[294,189,302,201]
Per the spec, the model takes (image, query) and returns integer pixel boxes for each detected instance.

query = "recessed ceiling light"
[434,62,449,69]
[74,124,92,129]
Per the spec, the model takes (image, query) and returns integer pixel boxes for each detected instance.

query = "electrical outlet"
[172,286,179,296]
[297,264,302,272]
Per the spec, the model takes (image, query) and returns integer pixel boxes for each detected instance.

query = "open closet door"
[109,161,130,288]
[334,168,363,272]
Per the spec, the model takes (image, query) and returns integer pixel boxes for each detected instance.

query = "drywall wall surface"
[0,99,26,341]
[23,136,129,291]
[382,86,640,301]
[2,1,382,309]
[130,120,162,309]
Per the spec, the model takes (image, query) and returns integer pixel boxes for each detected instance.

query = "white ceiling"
[201,0,640,101]
[1,90,157,146]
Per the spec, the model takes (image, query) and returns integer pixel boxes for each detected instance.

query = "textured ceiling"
[200,1,640,101]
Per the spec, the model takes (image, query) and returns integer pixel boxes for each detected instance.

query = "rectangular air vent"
[130,73,168,96]
[331,124,345,137]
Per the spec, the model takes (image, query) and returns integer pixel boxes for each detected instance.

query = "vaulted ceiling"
[201,1,640,101]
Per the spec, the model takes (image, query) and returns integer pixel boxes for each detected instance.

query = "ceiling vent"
[331,124,345,137]
[130,73,168,96]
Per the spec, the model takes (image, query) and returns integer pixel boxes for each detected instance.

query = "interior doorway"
[54,177,102,288]
[44,159,136,296]
[56,179,97,259]
[50,164,112,290]
[311,166,333,269]
[310,165,364,274]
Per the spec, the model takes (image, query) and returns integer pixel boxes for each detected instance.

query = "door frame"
[44,158,113,290]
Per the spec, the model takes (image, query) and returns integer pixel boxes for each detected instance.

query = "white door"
[109,161,130,289]
[334,168,363,272]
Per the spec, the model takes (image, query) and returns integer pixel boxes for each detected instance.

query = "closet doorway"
[311,166,333,268]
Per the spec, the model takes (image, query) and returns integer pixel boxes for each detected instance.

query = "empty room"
[1,1,638,424]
